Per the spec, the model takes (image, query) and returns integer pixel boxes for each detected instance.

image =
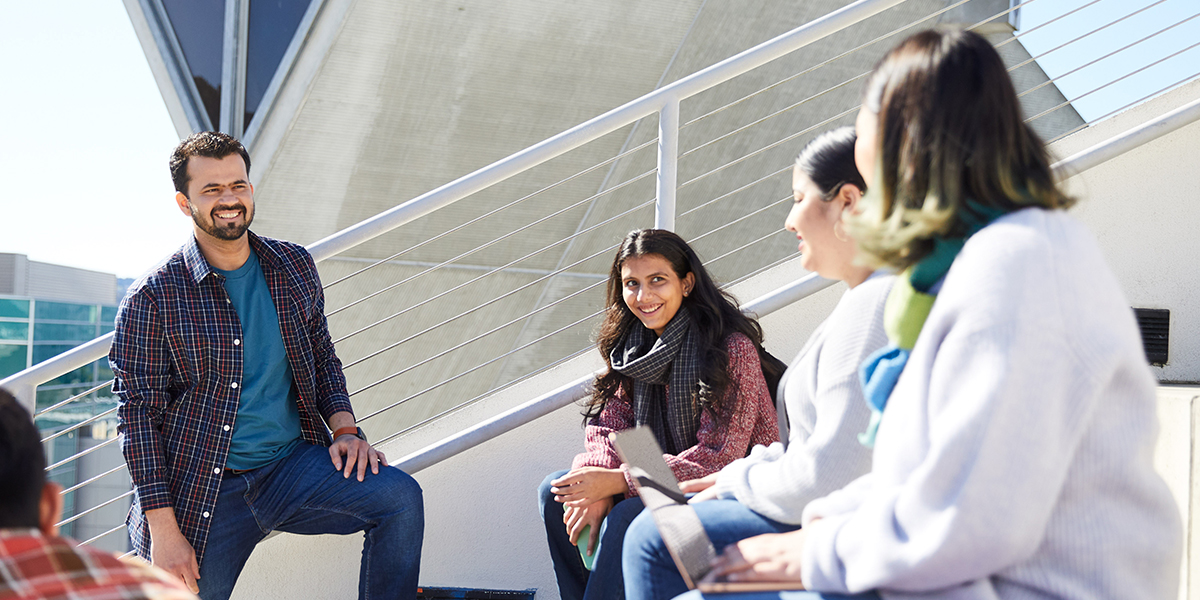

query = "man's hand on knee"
[330,434,388,482]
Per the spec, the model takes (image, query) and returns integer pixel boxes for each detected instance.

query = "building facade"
[0,253,130,551]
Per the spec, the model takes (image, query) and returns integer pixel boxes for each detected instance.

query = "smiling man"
[109,132,424,600]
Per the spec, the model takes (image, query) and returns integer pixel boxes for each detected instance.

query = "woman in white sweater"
[682,28,1182,600]
[622,127,894,600]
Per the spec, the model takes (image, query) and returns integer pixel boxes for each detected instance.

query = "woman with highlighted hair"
[538,229,780,600]
[666,28,1182,600]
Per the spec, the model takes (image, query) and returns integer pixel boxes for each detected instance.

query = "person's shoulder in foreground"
[0,387,197,600]
[0,530,197,600]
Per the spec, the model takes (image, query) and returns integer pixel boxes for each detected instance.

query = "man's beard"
[190,201,253,240]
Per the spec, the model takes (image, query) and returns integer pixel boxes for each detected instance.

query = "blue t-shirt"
[213,249,303,470]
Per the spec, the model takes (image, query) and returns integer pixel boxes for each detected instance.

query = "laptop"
[611,427,801,593]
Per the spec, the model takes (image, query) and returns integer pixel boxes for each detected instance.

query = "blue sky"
[0,0,1196,279]
[1019,0,1200,122]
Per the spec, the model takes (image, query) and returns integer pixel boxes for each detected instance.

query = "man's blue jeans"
[539,470,645,600]
[624,498,854,600]
[196,442,424,600]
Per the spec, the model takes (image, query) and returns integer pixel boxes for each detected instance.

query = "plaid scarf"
[610,306,702,455]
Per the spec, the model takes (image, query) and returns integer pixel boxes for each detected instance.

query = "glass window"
[0,298,30,319]
[34,323,98,343]
[35,301,97,323]
[245,0,314,128]
[101,306,118,324]
[0,322,29,340]
[44,365,97,388]
[0,345,28,378]
[33,344,82,365]
[97,360,114,383]
[161,0,225,129]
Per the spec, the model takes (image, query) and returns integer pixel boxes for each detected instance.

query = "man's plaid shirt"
[0,529,197,599]
[109,233,353,567]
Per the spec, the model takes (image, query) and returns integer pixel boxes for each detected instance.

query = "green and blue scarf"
[858,202,1005,447]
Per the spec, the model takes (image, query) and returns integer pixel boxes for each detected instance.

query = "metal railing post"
[9,381,37,415]
[656,97,680,231]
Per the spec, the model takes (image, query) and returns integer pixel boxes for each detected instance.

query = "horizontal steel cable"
[334,195,653,346]
[1000,0,1161,74]
[727,251,804,288]
[42,406,119,444]
[705,216,794,265]
[679,106,859,191]
[1026,37,1200,125]
[351,273,608,400]
[323,137,658,291]
[999,0,1098,45]
[45,436,118,473]
[357,305,606,421]
[677,0,975,131]
[1048,70,1200,147]
[680,73,871,162]
[1017,7,1198,104]
[59,462,127,497]
[58,489,134,529]
[79,523,127,547]
[688,196,793,246]
[342,237,620,371]
[35,380,114,418]
[376,218,804,439]
[377,344,598,445]
[328,166,656,321]
[676,1,1041,192]
[680,164,793,219]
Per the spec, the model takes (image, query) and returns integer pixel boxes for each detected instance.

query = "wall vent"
[1133,308,1169,366]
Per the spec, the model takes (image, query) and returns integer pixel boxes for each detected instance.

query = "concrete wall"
[1050,79,1200,384]
[0,252,118,305]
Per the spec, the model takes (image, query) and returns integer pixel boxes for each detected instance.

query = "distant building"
[0,253,129,552]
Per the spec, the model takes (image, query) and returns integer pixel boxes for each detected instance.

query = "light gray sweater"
[800,208,1182,600]
[713,271,892,524]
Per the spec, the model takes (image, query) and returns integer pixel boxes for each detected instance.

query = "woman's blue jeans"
[196,442,424,600]
[539,470,645,600]
[622,498,872,600]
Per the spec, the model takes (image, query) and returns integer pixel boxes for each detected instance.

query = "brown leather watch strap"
[332,426,359,440]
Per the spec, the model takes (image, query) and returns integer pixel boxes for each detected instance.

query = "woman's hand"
[564,496,614,553]
[702,529,810,585]
[681,473,719,503]
[551,467,629,508]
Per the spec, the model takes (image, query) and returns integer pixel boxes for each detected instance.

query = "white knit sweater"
[800,208,1182,600]
[712,272,892,524]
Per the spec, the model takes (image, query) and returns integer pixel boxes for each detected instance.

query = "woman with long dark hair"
[538,229,780,600]
[623,127,893,600]
[667,27,1182,600]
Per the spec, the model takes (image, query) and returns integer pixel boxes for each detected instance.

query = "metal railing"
[2,0,1199,548]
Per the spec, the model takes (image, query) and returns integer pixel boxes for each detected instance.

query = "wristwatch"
[332,426,367,443]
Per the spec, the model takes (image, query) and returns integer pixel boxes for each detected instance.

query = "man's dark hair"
[0,388,46,529]
[170,131,252,197]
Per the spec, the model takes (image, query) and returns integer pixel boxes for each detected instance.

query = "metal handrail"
[0,0,911,414]
[2,0,1198,458]
[301,0,911,263]
[389,96,1200,475]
